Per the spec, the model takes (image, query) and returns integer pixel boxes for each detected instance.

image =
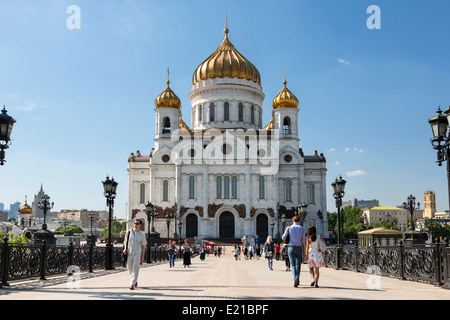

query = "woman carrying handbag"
[305,226,326,288]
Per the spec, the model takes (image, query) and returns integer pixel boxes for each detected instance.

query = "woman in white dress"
[305,226,326,288]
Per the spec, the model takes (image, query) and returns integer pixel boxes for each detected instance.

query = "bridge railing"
[323,239,450,288]
[0,237,192,286]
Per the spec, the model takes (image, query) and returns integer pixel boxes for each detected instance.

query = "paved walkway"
[1,247,449,301]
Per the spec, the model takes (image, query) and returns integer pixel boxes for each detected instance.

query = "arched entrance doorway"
[186,213,198,238]
[256,214,268,241]
[219,211,235,238]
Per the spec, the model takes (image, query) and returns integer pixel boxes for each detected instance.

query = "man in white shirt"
[123,219,146,290]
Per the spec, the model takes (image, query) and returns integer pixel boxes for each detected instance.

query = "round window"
[162,154,170,163]
[284,154,292,163]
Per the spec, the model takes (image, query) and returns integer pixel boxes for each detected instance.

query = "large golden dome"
[272,80,299,109]
[192,28,261,85]
[155,80,181,109]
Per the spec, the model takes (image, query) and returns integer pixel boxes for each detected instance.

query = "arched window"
[210,103,215,121]
[163,180,169,201]
[162,117,171,134]
[285,180,292,202]
[251,105,255,124]
[224,176,230,199]
[140,183,145,204]
[224,102,229,121]
[189,176,195,199]
[283,117,291,134]
[216,176,222,199]
[231,176,238,199]
[238,103,244,121]
[308,183,315,204]
[198,105,202,122]
[259,176,265,199]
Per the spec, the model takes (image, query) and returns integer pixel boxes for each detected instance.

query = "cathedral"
[127,26,328,241]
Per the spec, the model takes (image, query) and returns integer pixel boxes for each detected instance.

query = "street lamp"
[332,175,346,247]
[297,202,308,226]
[145,202,155,263]
[402,194,424,245]
[428,106,450,211]
[102,175,118,270]
[0,106,16,166]
[270,221,275,238]
[173,198,178,238]
[165,214,171,245]
[178,220,183,248]
[33,194,56,245]
[402,195,420,232]
[276,197,280,238]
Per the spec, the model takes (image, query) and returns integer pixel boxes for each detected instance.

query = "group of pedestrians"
[263,215,326,288]
[124,215,327,290]
[233,244,261,260]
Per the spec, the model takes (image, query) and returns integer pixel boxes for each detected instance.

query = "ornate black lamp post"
[173,199,178,239]
[102,175,118,270]
[165,214,171,245]
[87,212,96,246]
[402,194,425,245]
[270,221,275,238]
[145,201,160,249]
[428,107,450,211]
[281,213,286,235]
[178,220,182,247]
[33,194,56,245]
[332,176,346,270]
[332,176,346,247]
[276,197,281,239]
[0,106,16,166]
[297,202,308,226]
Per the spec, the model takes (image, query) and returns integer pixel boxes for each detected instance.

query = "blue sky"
[1,0,450,218]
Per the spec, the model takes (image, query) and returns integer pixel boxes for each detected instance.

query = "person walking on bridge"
[282,215,306,287]
[123,219,146,290]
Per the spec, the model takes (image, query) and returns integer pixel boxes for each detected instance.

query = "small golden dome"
[272,80,299,109]
[179,114,191,133]
[19,198,32,215]
[155,80,181,109]
[264,114,274,130]
[192,28,261,85]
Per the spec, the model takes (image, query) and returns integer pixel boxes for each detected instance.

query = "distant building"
[57,209,108,229]
[0,203,4,211]
[8,201,20,220]
[362,206,421,232]
[423,191,437,218]
[0,211,8,222]
[342,198,379,210]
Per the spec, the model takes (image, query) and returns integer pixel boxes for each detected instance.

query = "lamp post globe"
[0,106,16,166]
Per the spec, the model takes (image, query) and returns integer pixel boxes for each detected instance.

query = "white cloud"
[346,170,367,177]
[334,161,340,166]
[327,148,336,152]
[337,58,350,65]
[345,147,366,153]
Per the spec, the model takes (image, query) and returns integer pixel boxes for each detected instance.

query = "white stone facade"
[127,34,328,241]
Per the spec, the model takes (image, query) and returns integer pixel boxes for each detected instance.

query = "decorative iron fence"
[323,239,450,289]
[0,238,186,286]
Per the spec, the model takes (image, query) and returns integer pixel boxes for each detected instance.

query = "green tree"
[100,220,127,238]
[55,226,84,236]
[0,231,29,244]
[426,220,450,240]
[342,206,368,239]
